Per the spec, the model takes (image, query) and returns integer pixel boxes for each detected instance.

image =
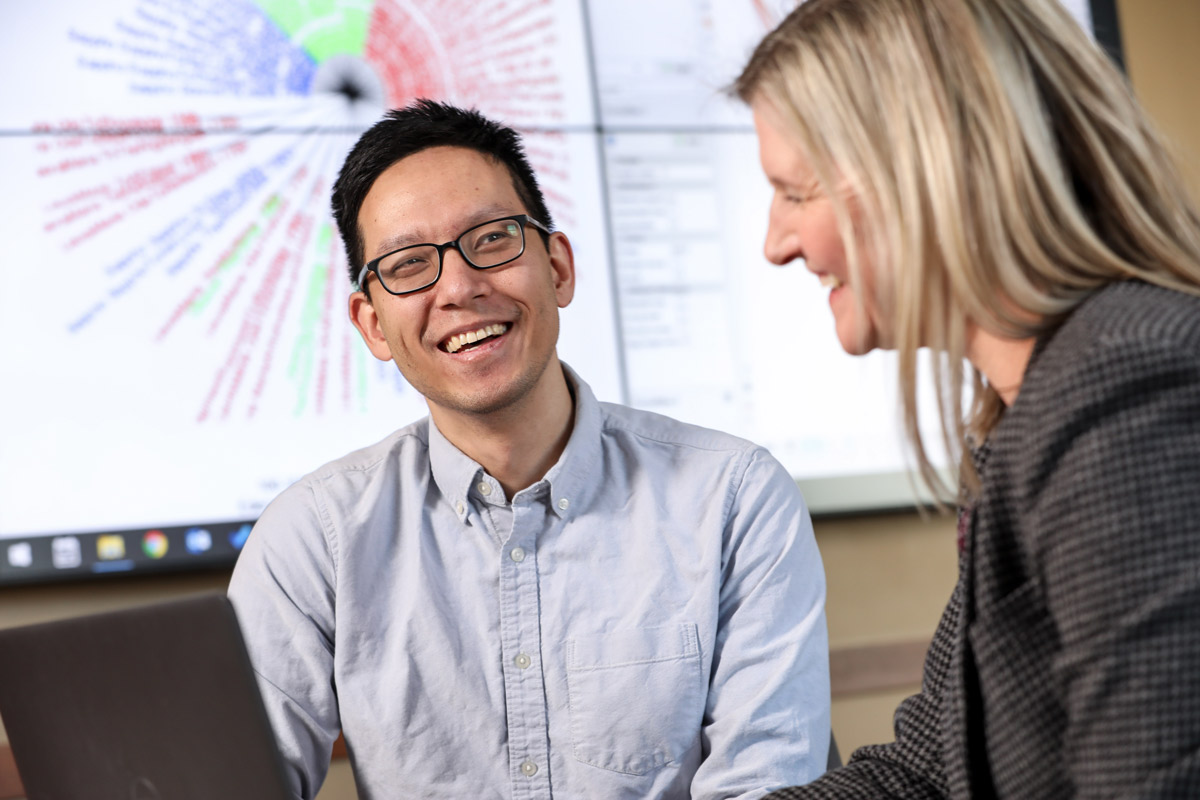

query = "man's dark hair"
[331,99,554,288]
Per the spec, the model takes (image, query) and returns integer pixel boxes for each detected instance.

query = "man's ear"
[547,232,575,309]
[348,291,395,362]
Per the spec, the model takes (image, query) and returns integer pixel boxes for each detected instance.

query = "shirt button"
[520,760,538,777]
[455,501,465,515]
[510,547,526,563]
[515,652,532,669]
[478,482,491,496]
[557,497,569,510]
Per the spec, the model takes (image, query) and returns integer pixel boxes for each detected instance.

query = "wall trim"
[830,637,929,698]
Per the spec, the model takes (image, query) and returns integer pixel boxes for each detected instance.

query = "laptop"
[0,594,292,800]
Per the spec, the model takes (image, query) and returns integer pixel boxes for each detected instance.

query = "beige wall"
[1117,0,1200,188]
[3,2,1199,798]
[820,513,956,754]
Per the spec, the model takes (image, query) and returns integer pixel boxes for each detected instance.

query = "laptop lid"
[0,593,292,800]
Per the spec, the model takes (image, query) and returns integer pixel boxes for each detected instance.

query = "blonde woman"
[735,0,1200,797]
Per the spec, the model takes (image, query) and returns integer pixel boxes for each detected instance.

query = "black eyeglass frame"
[355,214,552,296]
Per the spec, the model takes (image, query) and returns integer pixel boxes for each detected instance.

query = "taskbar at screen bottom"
[0,520,256,586]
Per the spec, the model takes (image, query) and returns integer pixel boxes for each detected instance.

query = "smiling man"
[228,100,830,800]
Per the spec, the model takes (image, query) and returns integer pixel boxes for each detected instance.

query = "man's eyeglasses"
[356,214,551,296]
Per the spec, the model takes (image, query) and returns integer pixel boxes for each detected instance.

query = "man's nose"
[434,247,491,305]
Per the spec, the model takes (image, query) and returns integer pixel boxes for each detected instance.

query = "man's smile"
[439,322,512,354]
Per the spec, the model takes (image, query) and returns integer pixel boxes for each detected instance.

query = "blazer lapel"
[942,443,997,799]
[942,500,977,799]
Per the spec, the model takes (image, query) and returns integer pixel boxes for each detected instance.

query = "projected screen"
[0,0,1116,585]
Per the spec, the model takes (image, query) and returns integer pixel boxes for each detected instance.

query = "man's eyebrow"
[370,204,521,257]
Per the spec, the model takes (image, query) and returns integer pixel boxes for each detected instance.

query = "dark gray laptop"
[0,594,291,800]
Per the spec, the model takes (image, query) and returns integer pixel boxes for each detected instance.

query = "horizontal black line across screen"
[0,124,758,138]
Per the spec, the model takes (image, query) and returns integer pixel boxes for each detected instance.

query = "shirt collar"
[426,362,604,520]
[427,418,482,523]
[542,363,603,517]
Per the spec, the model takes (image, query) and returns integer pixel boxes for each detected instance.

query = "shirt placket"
[499,489,553,799]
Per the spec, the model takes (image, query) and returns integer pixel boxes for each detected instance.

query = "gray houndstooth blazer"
[769,280,1200,799]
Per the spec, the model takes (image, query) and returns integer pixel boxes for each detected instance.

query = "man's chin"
[426,378,539,420]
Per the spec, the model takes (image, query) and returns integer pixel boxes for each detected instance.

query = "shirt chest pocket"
[565,622,704,775]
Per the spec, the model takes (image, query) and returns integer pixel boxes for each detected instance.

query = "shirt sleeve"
[689,447,831,799]
[227,480,341,800]
[766,587,958,800]
[701,447,964,800]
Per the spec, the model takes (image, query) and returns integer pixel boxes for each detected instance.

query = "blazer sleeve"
[1023,332,1200,796]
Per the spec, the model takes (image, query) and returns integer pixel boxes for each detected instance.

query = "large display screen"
[0,0,1119,585]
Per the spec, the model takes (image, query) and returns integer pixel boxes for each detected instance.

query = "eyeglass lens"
[376,217,526,294]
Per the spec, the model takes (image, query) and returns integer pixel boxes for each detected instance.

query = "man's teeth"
[819,274,844,290]
[445,323,508,354]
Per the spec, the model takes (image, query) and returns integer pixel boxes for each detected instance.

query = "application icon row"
[4,523,254,570]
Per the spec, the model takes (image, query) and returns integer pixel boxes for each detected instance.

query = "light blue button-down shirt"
[229,366,829,799]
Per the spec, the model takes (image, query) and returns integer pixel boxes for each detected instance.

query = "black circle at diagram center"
[311,54,386,107]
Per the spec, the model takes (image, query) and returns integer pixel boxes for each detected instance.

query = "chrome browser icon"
[142,530,169,559]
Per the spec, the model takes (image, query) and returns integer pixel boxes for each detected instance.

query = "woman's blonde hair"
[735,0,1200,500]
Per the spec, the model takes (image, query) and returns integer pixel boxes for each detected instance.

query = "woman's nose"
[763,210,800,266]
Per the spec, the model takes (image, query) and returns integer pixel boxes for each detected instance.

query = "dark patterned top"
[768,280,1200,799]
